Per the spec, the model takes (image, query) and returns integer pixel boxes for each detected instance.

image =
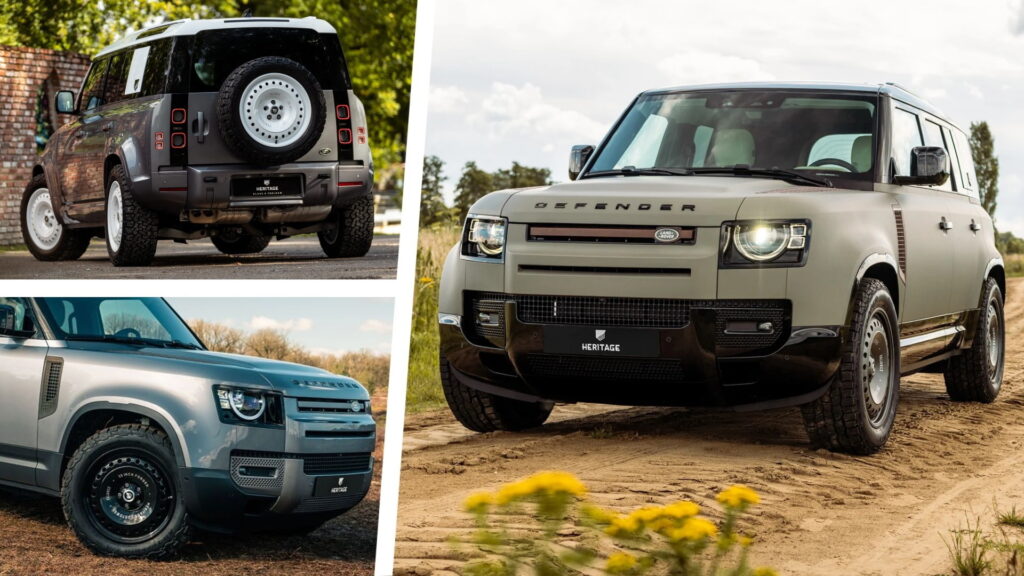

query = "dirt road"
[394,278,1024,575]
[0,235,398,279]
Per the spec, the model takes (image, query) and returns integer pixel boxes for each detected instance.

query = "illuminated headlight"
[215,386,281,425]
[721,220,810,267]
[462,216,507,260]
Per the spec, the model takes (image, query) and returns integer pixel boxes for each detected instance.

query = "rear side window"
[950,129,978,197]
[891,107,923,177]
[103,51,131,105]
[185,28,350,92]
[80,58,110,111]
[140,38,174,96]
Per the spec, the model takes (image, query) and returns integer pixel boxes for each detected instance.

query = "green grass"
[0,244,27,252]
[1003,253,1024,278]
[998,506,1024,529]
[945,515,991,576]
[406,224,462,413]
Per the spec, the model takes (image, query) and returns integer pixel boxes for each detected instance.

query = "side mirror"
[55,90,77,114]
[0,305,35,339]
[894,146,949,187]
[568,145,595,181]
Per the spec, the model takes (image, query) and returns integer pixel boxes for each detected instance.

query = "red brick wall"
[0,45,90,245]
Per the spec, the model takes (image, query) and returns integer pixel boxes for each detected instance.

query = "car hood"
[496,176,804,227]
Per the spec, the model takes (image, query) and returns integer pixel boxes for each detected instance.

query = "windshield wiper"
[687,166,833,188]
[162,339,202,350]
[65,334,201,350]
[583,166,694,179]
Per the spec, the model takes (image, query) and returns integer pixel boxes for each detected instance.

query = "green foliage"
[451,160,552,222]
[996,232,1024,255]
[970,121,999,220]
[492,162,552,192]
[421,155,455,227]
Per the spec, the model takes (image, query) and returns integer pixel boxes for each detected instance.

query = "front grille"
[523,354,688,383]
[714,303,788,348]
[511,293,690,328]
[230,454,284,490]
[528,224,696,244]
[231,450,373,476]
[296,398,368,414]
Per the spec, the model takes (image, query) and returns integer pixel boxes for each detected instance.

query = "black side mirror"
[895,146,949,187]
[0,305,35,339]
[55,90,77,114]
[569,145,595,181]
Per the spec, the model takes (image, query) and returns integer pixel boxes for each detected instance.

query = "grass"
[945,515,992,576]
[999,506,1024,529]
[944,506,1024,576]
[406,224,462,412]
[1004,253,1024,278]
[0,244,27,252]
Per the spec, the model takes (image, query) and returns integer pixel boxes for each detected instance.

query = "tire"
[210,230,270,255]
[318,195,374,258]
[440,354,552,432]
[62,424,190,558]
[801,278,900,455]
[20,173,91,261]
[216,56,326,166]
[105,165,158,267]
[945,278,1004,403]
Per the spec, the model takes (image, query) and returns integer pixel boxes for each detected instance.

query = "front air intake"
[38,357,63,419]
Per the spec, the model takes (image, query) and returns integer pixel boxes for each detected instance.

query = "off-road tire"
[216,56,326,166]
[211,231,271,255]
[801,278,900,455]
[20,173,91,261]
[318,195,374,258]
[106,165,158,267]
[440,354,552,432]
[945,278,1004,403]
[62,424,190,558]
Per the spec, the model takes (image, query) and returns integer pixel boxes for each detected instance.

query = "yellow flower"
[667,517,718,542]
[716,484,760,509]
[605,515,642,536]
[752,568,779,576]
[605,552,638,574]
[419,276,433,283]
[463,491,494,513]
[494,471,587,505]
[661,501,700,519]
[582,504,619,524]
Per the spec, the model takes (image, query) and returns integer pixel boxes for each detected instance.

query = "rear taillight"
[336,104,350,120]
[169,106,187,150]
[171,133,187,149]
[338,128,353,145]
[154,131,165,150]
[357,126,366,144]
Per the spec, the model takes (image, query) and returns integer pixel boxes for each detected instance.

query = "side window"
[79,58,110,112]
[951,130,978,199]
[98,300,171,340]
[921,120,952,191]
[141,39,173,96]
[103,51,131,105]
[891,107,923,177]
[0,298,34,334]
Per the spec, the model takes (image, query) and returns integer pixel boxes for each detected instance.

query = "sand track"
[395,278,1024,575]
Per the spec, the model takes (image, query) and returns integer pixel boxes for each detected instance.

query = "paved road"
[0,234,398,279]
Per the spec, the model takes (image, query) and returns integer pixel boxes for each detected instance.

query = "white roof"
[95,17,337,57]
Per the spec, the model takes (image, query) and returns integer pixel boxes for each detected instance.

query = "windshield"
[588,90,878,182]
[37,297,203,348]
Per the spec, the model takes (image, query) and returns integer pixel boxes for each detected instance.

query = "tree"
[243,328,293,360]
[492,162,551,191]
[453,162,494,222]
[969,121,999,220]
[189,318,244,353]
[420,156,452,227]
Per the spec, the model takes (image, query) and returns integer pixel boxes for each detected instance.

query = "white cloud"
[359,319,392,334]
[1013,0,1024,34]
[656,51,774,86]
[248,316,313,332]
[470,82,607,143]
[429,84,470,115]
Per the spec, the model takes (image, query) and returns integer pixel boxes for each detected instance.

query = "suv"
[0,297,375,557]
[436,82,1005,455]
[21,17,375,266]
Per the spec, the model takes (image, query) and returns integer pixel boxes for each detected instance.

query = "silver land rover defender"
[0,297,375,557]
[437,82,1005,455]
[22,17,374,266]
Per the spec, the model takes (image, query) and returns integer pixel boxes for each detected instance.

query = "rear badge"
[655,228,680,243]
[319,148,332,155]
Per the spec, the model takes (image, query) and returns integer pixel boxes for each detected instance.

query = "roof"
[95,17,338,58]
[643,81,949,126]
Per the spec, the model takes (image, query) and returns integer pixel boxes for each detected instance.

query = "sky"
[166,298,394,355]
[426,0,1024,235]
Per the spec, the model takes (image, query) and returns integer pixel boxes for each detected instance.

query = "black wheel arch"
[853,253,902,319]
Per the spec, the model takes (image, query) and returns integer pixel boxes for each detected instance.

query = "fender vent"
[38,357,64,419]
[893,206,907,275]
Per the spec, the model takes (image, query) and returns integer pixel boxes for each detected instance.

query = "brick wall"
[0,46,90,245]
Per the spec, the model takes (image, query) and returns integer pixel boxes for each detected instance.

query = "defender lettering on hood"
[533,202,696,211]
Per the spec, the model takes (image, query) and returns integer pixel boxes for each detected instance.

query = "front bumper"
[442,293,843,409]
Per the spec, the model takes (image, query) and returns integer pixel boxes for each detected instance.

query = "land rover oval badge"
[655,228,680,243]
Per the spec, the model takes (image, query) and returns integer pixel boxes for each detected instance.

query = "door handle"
[939,217,953,231]
[192,111,209,143]
[970,219,981,232]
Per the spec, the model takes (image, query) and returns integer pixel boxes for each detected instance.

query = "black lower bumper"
[441,294,843,409]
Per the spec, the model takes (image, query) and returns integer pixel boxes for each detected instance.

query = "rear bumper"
[441,293,843,408]
[139,162,372,216]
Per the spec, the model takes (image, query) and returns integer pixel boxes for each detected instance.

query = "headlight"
[721,220,809,267]
[462,216,507,260]
[214,386,282,426]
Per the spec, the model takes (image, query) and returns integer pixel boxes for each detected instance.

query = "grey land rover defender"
[21,17,374,267]
[437,82,1005,455]
[0,297,375,557]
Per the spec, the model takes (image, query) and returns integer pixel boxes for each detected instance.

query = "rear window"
[185,28,349,92]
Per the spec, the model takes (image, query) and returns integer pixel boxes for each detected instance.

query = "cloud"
[656,51,775,86]
[1013,0,1024,34]
[429,84,470,115]
[359,319,392,334]
[248,316,313,332]
[470,82,608,142]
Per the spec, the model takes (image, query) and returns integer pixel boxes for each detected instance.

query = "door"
[60,57,111,224]
[0,299,49,487]
[945,126,989,314]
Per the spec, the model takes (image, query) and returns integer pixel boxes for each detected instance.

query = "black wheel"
[211,230,271,255]
[106,165,158,267]
[20,173,91,261]
[440,354,552,432]
[945,278,1004,402]
[216,56,326,166]
[62,424,190,558]
[318,196,374,258]
[801,278,900,454]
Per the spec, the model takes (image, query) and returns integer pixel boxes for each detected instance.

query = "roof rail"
[883,81,921,98]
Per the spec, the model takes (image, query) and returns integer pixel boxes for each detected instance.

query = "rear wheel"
[106,165,158,267]
[211,230,270,255]
[20,174,91,261]
[440,354,552,432]
[801,278,900,454]
[318,196,374,258]
[945,278,1004,402]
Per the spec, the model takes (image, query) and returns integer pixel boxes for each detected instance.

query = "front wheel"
[318,196,374,258]
[945,278,1004,402]
[62,424,190,558]
[20,173,91,261]
[801,278,900,455]
[441,354,553,432]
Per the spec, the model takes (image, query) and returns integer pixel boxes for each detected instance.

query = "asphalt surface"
[0,234,399,279]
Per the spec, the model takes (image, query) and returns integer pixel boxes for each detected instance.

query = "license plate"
[313,473,366,498]
[231,175,303,198]
[542,326,660,357]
